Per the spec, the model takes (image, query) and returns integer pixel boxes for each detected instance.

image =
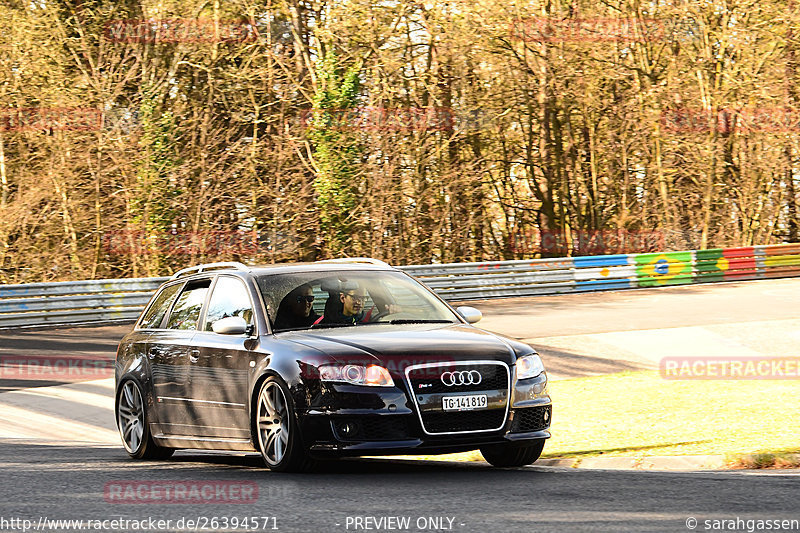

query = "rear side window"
[204,277,255,331]
[139,284,181,329]
[166,279,211,331]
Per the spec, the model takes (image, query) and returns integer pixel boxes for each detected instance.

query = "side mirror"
[211,316,249,335]
[456,306,482,324]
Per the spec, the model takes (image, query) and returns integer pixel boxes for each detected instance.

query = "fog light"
[339,422,359,437]
[543,409,550,423]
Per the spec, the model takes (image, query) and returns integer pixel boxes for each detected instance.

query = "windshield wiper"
[387,319,455,325]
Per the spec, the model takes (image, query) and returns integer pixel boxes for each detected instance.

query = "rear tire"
[480,439,545,468]
[116,379,175,460]
[255,376,314,472]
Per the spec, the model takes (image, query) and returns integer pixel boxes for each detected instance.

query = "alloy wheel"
[257,381,291,466]
[118,381,145,454]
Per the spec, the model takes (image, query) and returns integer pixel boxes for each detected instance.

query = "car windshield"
[256,270,459,332]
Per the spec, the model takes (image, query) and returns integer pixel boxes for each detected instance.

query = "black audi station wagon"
[115,259,552,471]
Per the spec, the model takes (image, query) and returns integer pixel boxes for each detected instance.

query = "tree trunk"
[786,28,799,242]
[0,133,6,209]
[786,146,798,242]
[0,132,8,275]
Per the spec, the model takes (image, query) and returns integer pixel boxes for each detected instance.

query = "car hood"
[277,323,519,369]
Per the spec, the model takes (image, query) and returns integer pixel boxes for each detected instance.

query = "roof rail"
[170,262,250,280]
[316,257,392,268]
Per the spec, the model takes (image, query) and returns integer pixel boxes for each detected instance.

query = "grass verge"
[541,370,800,459]
[726,453,800,469]
[398,370,800,465]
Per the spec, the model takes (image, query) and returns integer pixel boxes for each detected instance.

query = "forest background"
[1,0,797,282]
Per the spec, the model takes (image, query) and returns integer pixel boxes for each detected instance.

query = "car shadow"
[168,451,494,474]
[533,346,650,378]
[542,440,714,459]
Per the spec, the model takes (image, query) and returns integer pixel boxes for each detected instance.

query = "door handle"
[189,349,200,363]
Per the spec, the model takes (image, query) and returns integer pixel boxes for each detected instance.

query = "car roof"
[249,262,396,277]
[168,261,399,284]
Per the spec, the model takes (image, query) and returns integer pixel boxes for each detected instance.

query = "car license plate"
[442,394,487,411]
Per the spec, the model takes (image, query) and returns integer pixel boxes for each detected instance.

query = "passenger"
[320,282,367,326]
[273,284,320,331]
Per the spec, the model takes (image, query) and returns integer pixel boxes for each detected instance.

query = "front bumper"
[300,372,551,457]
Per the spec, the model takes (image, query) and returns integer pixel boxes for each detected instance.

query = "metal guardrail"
[0,278,168,329]
[1,243,799,328]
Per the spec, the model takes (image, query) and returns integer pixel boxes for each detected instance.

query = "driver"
[274,284,320,330]
[320,282,367,326]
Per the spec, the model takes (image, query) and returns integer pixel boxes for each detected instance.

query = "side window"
[312,285,327,316]
[204,277,255,332]
[166,279,211,331]
[381,279,423,307]
[377,278,434,318]
[139,284,181,329]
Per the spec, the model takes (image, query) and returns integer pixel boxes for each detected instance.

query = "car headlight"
[318,364,394,387]
[516,354,545,380]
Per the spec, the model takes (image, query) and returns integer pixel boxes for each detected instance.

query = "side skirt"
[152,432,258,452]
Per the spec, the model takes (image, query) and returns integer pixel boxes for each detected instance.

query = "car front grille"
[406,361,510,435]
[510,406,552,433]
[407,364,507,395]
[421,410,508,433]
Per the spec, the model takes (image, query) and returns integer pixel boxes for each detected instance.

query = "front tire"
[255,376,313,472]
[480,439,545,468]
[116,379,174,460]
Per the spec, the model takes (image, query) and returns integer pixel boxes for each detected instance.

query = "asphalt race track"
[0,442,797,533]
[0,277,799,532]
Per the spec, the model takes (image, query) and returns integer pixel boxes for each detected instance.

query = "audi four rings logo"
[441,370,482,386]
